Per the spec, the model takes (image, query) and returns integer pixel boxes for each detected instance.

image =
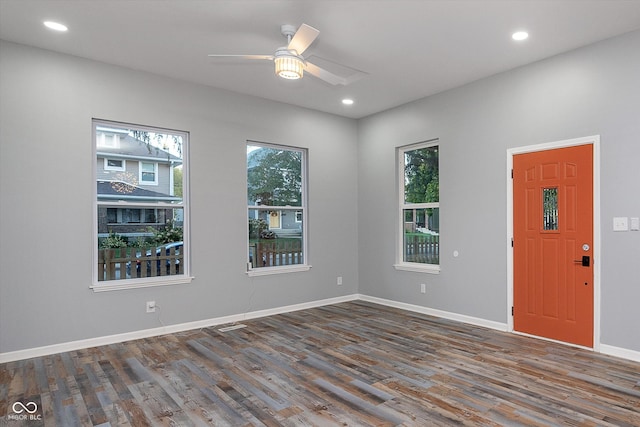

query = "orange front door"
[513,144,593,347]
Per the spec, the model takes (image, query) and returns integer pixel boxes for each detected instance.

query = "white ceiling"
[2,0,640,119]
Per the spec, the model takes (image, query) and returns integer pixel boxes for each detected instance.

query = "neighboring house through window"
[247,141,309,275]
[395,140,440,273]
[93,119,190,290]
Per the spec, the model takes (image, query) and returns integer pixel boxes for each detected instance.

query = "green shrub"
[131,236,151,248]
[100,231,128,249]
[151,219,183,245]
[249,218,268,239]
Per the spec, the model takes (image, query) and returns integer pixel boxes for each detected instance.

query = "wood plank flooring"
[1,301,639,426]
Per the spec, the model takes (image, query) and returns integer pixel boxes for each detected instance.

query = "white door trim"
[506,135,601,350]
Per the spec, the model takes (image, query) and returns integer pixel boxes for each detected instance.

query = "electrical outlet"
[420,283,426,294]
[146,301,156,313]
[337,276,343,286]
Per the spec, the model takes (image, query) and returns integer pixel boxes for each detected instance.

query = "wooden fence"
[250,240,303,268]
[98,245,182,281]
[405,234,439,264]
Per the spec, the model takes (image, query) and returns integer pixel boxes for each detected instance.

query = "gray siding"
[96,157,173,195]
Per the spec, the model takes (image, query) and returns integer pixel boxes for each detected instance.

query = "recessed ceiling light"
[342,98,354,106]
[44,21,68,32]
[512,31,529,41]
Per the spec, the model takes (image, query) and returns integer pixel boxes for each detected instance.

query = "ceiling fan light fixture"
[275,55,304,80]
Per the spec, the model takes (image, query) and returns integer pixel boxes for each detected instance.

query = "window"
[542,187,559,231]
[97,132,121,148]
[106,208,162,224]
[93,119,190,290]
[104,158,125,171]
[395,140,440,273]
[139,162,158,185]
[247,141,309,275]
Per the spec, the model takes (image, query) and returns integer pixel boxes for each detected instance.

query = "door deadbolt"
[573,255,590,267]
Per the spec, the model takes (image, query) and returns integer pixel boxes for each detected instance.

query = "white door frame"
[506,135,601,350]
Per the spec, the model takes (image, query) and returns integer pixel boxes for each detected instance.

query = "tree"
[247,146,302,206]
[173,167,183,198]
[404,146,439,203]
[130,130,183,159]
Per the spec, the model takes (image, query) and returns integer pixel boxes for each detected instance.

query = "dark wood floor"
[1,301,639,426]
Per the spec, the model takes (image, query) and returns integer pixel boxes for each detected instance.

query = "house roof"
[97,133,182,164]
[97,180,181,202]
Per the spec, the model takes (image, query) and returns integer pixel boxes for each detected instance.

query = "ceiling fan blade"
[207,54,274,61]
[305,62,348,85]
[288,24,319,55]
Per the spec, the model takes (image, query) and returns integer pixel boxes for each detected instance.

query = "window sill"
[90,275,194,292]
[246,265,312,277]
[393,263,440,274]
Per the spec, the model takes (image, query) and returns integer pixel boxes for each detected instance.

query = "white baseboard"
[0,294,359,363]
[600,343,640,363]
[357,294,509,332]
[358,295,640,363]
[3,293,639,365]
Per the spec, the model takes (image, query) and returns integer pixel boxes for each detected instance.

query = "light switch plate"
[630,217,640,231]
[613,217,629,231]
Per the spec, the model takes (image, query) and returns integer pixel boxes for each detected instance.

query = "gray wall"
[2,30,639,356]
[358,30,640,352]
[0,41,359,353]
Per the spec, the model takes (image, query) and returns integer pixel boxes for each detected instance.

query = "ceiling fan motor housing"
[280,24,298,39]
[275,47,305,62]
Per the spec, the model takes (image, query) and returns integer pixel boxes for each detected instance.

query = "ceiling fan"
[208,24,349,85]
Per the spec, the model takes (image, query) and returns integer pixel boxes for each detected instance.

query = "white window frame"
[246,141,310,276]
[92,119,191,291]
[394,139,440,274]
[104,158,126,171]
[139,161,158,185]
